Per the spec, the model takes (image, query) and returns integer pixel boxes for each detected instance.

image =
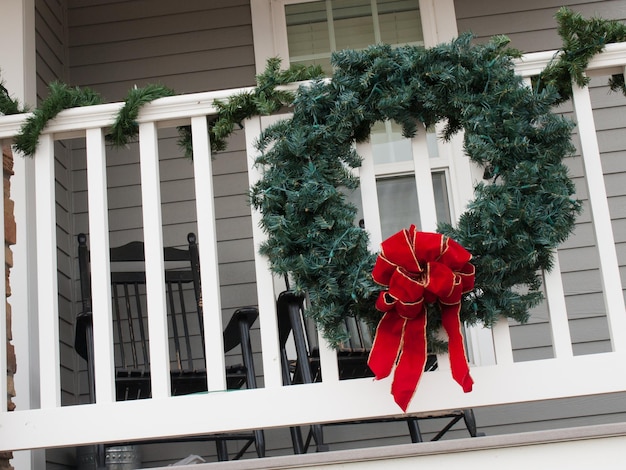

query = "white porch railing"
[1,43,626,453]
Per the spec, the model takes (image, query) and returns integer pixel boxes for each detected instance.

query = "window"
[285,0,423,73]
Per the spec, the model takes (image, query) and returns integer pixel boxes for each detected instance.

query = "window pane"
[333,1,375,51]
[377,176,420,238]
[379,0,423,46]
[432,171,451,225]
[371,120,413,164]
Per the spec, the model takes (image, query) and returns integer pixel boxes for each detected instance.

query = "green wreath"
[250,33,581,348]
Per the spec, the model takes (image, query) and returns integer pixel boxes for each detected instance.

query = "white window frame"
[251,0,459,71]
[250,0,496,366]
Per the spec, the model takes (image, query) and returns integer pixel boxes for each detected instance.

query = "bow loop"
[388,268,425,303]
[421,262,457,299]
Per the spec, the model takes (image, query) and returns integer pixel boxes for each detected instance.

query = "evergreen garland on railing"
[13,82,103,156]
[177,58,324,157]
[107,84,175,148]
[538,7,626,103]
[1,60,323,158]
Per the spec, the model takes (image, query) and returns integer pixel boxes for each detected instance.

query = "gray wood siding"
[455,0,626,52]
[66,0,255,101]
[454,0,626,443]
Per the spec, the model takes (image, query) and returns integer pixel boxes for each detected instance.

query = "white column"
[1,1,44,468]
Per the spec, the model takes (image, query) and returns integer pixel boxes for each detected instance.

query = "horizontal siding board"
[70,45,255,86]
[78,65,257,100]
[559,222,596,249]
[510,321,553,349]
[564,292,607,317]
[216,238,254,264]
[214,194,251,219]
[216,216,253,242]
[561,270,603,296]
[601,150,626,174]
[68,0,249,26]
[69,26,254,67]
[572,340,612,354]
[213,172,250,197]
[475,393,626,432]
[68,5,251,45]
[454,0,592,18]
[220,284,259,310]
[513,346,554,362]
[457,8,560,37]
[35,24,64,72]
[569,316,611,343]
[558,246,601,272]
[218,260,257,286]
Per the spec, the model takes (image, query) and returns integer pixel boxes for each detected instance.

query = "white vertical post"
[191,116,226,391]
[139,121,170,398]
[411,131,438,232]
[543,254,573,359]
[2,1,44,466]
[34,134,61,409]
[571,82,626,351]
[85,128,116,403]
[356,142,382,250]
[245,116,282,389]
[318,334,340,383]
[492,317,514,365]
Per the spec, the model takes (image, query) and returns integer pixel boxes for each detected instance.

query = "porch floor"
[160,422,626,469]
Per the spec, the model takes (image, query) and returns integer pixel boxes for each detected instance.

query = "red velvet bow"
[368,225,475,411]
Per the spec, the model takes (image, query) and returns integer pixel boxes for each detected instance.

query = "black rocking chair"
[74,232,265,463]
[277,290,478,453]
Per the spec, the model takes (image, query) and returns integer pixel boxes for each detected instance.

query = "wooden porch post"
[1,0,42,468]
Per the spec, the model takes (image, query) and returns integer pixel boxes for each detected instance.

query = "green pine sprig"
[0,75,24,115]
[14,82,102,156]
[538,7,626,103]
[107,84,175,147]
[178,58,325,157]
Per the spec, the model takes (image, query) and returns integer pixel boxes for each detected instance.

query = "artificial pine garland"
[0,77,24,115]
[177,58,324,158]
[14,82,102,156]
[107,84,175,148]
[539,7,626,103]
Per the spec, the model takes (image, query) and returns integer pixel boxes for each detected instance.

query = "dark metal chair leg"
[254,429,266,458]
[216,439,229,461]
[237,309,266,458]
[463,409,478,437]
[407,418,423,443]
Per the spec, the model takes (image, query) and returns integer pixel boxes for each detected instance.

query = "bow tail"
[441,303,474,393]
[368,311,405,380]
[390,312,428,411]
